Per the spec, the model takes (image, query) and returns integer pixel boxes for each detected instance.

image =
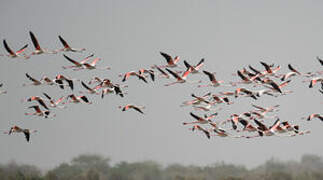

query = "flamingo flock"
[1,31,322,142]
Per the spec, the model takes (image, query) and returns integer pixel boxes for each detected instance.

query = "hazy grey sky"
[0,0,323,169]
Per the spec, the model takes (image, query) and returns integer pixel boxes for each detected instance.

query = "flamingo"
[23,73,42,86]
[262,79,292,94]
[279,121,299,133]
[287,64,301,75]
[39,76,68,89]
[94,79,114,89]
[28,31,57,56]
[139,69,155,81]
[193,102,222,112]
[260,61,281,76]
[122,71,148,83]
[5,126,37,142]
[181,92,211,107]
[118,104,145,114]
[191,93,211,104]
[230,114,241,130]
[153,65,170,79]
[251,104,280,113]
[307,114,323,121]
[3,39,28,59]
[112,84,125,97]
[280,72,298,81]
[219,91,235,96]
[241,68,262,82]
[190,125,210,139]
[183,58,205,74]
[316,56,323,66]
[164,68,200,86]
[249,110,278,120]
[23,96,49,110]
[80,58,110,70]
[234,88,258,100]
[182,112,216,125]
[80,81,99,95]
[254,118,281,136]
[248,65,263,75]
[279,64,301,81]
[66,94,91,104]
[309,77,323,88]
[158,51,180,68]
[56,74,76,90]
[238,119,257,132]
[62,54,94,69]
[198,70,225,88]
[42,93,66,108]
[25,105,52,118]
[212,126,242,138]
[211,94,232,105]
[56,35,85,52]
[88,77,103,85]
[233,70,260,86]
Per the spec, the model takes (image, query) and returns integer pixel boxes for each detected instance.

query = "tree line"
[1,154,323,180]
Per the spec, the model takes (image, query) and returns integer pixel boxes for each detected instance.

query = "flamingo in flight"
[183,58,205,74]
[238,119,257,133]
[25,105,52,118]
[211,126,243,138]
[260,61,281,76]
[62,54,94,69]
[198,70,225,88]
[119,104,145,114]
[66,94,91,104]
[88,77,103,85]
[56,74,76,90]
[80,58,111,70]
[23,96,49,110]
[251,104,280,113]
[4,126,37,142]
[280,64,301,81]
[234,88,258,100]
[316,56,323,66]
[42,93,66,108]
[139,69,155,81]
[39,76,69,89]
[23,73,42,86]
[181,92,211,107]
[56,35,85,52]
[254,118,281,137]
[309,77,323,88]
[211,94,232,105]
[153,65,170,79]
[2,39,29,59]
[262,79,292,94]
[307,113,323,121]
[80,81,100,95]
[158,51,180,68]
[122,71,148,83]
[164,68,200,86]
[190,125,210,139]
[182,112,217,125]
[28,31,57,56]
[279,121,299,134]
[232,70,260,86]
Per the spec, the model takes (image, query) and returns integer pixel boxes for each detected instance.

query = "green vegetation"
[1,154,323,180]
